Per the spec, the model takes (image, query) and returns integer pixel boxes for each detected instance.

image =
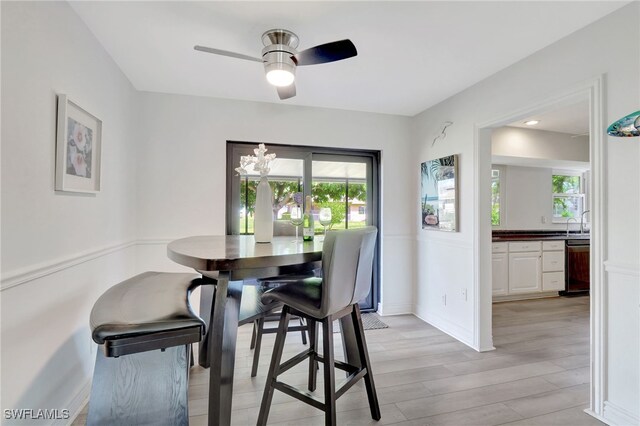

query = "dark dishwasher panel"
[565,240,590,293]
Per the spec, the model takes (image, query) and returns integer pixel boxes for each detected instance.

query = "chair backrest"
[320,226,378,317]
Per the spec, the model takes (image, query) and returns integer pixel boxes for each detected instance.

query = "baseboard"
[377,302,412,316]
[62,379,91,426]
[413,306,475,350]
[492,292,560,303]
[584,409,610,425]
[603,401,639,426]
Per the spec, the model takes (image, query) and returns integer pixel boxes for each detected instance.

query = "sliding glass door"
[227,142,380,311]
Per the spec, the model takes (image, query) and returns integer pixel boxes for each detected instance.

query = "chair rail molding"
[603,260,640,277]
[1,240,137,291]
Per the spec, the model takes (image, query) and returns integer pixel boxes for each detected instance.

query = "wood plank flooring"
[74,296,601,425]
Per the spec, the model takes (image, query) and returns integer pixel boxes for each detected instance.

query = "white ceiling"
[69,1,626,116]
[508,100,590,135]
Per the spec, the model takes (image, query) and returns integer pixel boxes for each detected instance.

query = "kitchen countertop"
[492,231,591,242]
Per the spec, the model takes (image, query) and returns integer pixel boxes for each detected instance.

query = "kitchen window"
[491,166,506,227]
[552,172,584,222]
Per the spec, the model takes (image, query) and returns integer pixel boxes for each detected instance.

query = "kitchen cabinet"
[508,251,542,293]
[543,272,565,291]
[542,243,565,291]
[491,243,508,296]
[492,252,509,296]
[492,238,567,299]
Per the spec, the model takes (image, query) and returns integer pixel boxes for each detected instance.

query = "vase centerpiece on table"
[236,143,276,243]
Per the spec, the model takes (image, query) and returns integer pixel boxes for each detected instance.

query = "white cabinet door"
[542,251,565,272]
[543,272,565,291]
[509,252,542,293]
[492,253,509,296]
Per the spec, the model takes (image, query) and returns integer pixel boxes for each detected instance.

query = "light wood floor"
[75,296,601,425]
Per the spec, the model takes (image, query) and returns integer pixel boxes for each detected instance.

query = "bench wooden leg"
[87,345,190,426]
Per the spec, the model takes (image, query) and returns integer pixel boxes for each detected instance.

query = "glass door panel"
[228,143,379,312]
[311,159,369,232]
[237,157,304,235]
[311,155,375,309]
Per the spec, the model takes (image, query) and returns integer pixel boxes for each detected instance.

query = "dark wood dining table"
[167,235,362,426]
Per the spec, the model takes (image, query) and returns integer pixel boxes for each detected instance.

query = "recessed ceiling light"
[524,120,539,126]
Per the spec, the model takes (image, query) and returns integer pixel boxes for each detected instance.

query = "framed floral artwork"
[55,95,102,193]
[421,154,458,232]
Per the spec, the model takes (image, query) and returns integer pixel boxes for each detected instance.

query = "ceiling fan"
[194,29,357,100]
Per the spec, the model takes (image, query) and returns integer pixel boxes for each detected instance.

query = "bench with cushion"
[87,272,204,426]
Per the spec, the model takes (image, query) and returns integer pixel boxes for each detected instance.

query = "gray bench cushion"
[90,272,204,348]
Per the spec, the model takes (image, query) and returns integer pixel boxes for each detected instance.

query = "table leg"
[207,272,242,426]
[339,314,362,369]
[198,281,216,368]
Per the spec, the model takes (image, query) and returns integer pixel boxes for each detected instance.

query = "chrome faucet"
[566,217,578,237]
[580,210,591,234]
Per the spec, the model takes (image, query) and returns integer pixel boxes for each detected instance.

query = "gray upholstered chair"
[257,227,380,426]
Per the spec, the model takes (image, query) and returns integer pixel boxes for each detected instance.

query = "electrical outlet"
[461,288,467,301]
[442,294,447,306]
[541,216,547,224]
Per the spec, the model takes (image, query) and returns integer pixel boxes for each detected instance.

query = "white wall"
[492,126,589,162]
[494,165,589,231]
[1,2,139,422]
[134,92,415,316]
[412,3,639,424]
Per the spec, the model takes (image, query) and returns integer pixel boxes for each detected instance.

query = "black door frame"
[226,141,381,312]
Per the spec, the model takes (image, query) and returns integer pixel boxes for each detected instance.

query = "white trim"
[377,302,413,316]
[136,238,173,245]
[413,305,477,350]
[381,234,414,240]
[584,409,610,425]
[0,240,137,291]
[416,237,473,250]
[63,379,92,426]
[473,76,607,417]
[589,75,607,418]
[492,292,560,303]
[603,401,640,426]
[604,261,640,277]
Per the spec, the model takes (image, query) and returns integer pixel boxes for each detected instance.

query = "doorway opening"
[474,77,605,417]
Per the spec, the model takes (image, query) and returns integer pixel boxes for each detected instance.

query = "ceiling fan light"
[266,69,295,87]
[265,62,295,87]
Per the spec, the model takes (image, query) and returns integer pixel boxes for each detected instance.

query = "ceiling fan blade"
[194,45,263,63]
[277,83,296,100]
[293,39,357,66]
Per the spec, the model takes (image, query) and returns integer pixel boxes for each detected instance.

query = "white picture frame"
[55,94,102,193]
